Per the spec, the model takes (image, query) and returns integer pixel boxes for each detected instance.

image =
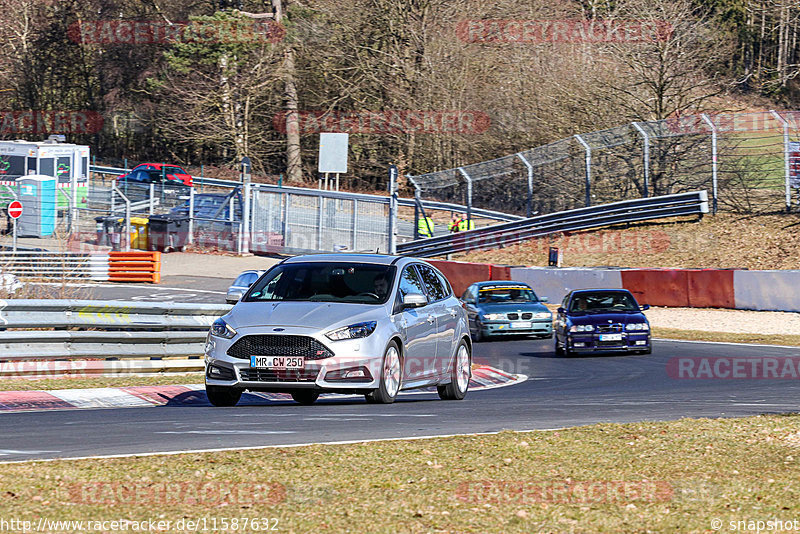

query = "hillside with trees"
[0,0,797,190]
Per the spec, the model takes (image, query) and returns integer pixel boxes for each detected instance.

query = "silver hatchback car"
[204,254,472,406]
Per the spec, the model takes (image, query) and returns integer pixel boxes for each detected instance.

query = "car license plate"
[599,334,623,341]
[250,356,304,369]
[511,321,532,329]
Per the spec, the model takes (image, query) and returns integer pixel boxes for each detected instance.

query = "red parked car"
[117,163,193,186]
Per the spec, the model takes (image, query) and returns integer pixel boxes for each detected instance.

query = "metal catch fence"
[408,110,800,217]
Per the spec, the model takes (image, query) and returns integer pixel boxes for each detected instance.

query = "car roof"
[474,281,531,288]
[282,253,414,266]
[135,163,186,170]
[570,289,633,296]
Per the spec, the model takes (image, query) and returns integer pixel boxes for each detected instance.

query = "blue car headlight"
[533,312,552,320]
[211,318,237,339]
[325,321,377,341]
[625,323,650,331]
[569,324,595,332]
[483,313,503,321]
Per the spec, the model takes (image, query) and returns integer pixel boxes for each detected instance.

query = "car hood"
[226,301,386,331]
[477,302,550,314]
[567,311,648,325]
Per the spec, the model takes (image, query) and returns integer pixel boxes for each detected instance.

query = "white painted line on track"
[655,338,800,350]
[155,430,296,435]
[1,428,568,464]
[48,388,155,409]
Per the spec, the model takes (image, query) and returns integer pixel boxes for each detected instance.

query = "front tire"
[554,336,564,357]
[206,385,242,407]
[438,340,471,400]
[365,341,402,404]
[472,320,483,342]
[291,390,320,405]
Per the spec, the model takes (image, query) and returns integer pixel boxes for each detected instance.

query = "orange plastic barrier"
[687,269,735,309]
[620,269,689,307]
[108,251,161,283]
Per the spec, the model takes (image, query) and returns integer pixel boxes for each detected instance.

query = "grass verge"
[653,327,800,347]
[1,415,799,533]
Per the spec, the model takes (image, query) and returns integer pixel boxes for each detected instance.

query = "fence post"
[574,134,591,207]
[770,110,792,212]
[388,164,398,254]
[282,193,289,248]
[516,153,534,217]
[352,199,358,250]
[631,122,650,197]
[457,167,472,224]
[242,181,251,254]
[317,192,324,251]
[149,183,155,215]
[187,187,194,245]
[700,114,718,214]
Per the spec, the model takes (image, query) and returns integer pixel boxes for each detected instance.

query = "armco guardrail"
[0,300,231,377]
[397,191,709,258]
[0,251,161,283]
[90,165,522,224]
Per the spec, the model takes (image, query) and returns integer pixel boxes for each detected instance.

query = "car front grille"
[239,368,320,382]
[596,323,623,333]
[227,335,334,360]
[521,312,533,320]
[596,340,626,347]
[507,313,518,320]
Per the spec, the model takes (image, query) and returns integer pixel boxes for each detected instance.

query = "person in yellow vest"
[448,213,462,233]
[457,213,474,231]
[418,215,434,238]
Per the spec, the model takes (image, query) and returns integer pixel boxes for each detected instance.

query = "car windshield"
[478,285,539,303]
[245,262,396,304]
[569,292,639,312]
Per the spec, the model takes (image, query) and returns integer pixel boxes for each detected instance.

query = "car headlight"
[483,313,503,321]
[210,318,237,339]
[325,321,377,341]
[569,324,595,332]
[533,312,551,320]
[626,323,649,331]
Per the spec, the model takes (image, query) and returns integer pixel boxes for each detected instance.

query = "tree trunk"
[274,0,303,183]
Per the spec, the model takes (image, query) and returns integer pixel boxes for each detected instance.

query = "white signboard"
[318,133,348,174]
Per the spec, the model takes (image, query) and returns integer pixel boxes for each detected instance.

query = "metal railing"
[0,300,230,376]
[396,191,709,258]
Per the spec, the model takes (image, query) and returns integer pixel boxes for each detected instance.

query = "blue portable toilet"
[17,175,56,237]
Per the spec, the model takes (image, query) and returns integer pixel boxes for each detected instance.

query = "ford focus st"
[554,289,651,356]
[204,254,472,406]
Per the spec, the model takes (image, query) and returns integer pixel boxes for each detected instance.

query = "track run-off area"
[2,334,799,463]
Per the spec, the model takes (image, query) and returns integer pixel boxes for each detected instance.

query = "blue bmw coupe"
[554,289,651,356]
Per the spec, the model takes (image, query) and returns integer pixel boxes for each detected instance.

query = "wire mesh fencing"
[408,111,800,217]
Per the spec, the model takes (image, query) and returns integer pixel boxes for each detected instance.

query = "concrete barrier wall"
[509,267,623,304]
[734,270,800,312]
[430,259,799,312]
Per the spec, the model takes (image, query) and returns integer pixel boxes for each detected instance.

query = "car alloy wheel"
[365,342,402,404]
[438,340,471,400]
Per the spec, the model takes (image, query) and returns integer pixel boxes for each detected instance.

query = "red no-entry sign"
[7,200,23,219]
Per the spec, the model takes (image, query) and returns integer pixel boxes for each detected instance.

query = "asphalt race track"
[2,337,799,462]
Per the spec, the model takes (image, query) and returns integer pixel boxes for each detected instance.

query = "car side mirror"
[557,307,564,314]
[228,289,244,302]
[640,304,650,311]
[539,297,549,303]
[402,293,427,309]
